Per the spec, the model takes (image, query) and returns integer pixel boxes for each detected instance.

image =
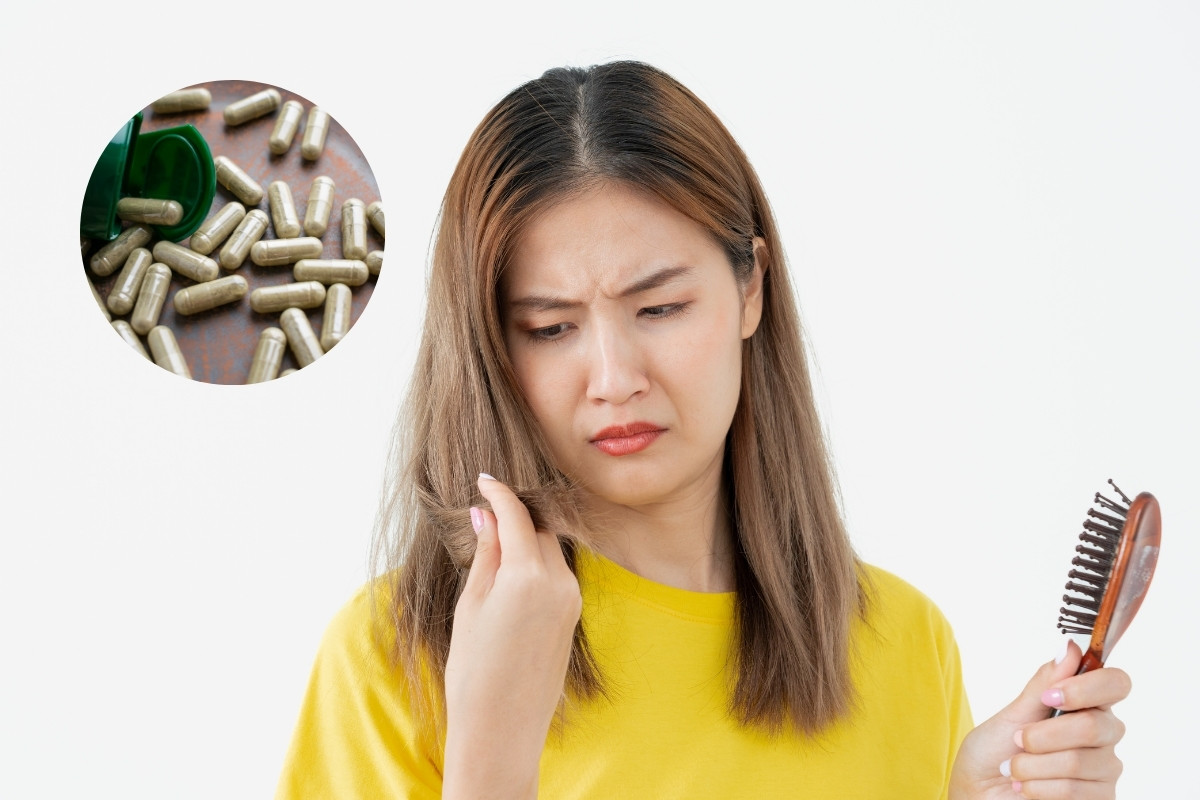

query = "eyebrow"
[507,265,695,313]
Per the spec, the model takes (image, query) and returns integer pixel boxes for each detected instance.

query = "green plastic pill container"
[80,112,216,243]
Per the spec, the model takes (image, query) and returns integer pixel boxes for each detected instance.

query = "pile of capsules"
[84,85,384,383]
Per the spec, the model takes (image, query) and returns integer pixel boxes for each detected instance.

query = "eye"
[527,322,573,342]
[639,302,690,320]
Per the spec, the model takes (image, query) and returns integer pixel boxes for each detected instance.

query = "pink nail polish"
[1041,688,1065,708]
[1012,729,1023,749]
[470,506,484,533]
[1012,780,1022,795]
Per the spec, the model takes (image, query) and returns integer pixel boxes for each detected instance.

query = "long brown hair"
[373,60,867,739]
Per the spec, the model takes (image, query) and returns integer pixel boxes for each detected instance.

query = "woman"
[276,61,1130,799]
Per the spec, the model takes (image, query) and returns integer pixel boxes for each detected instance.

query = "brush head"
[1057,479,1161,671]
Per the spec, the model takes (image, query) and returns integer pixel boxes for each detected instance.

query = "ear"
[740,237,768,339]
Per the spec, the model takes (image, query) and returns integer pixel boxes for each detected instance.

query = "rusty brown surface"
[82,79,383,385]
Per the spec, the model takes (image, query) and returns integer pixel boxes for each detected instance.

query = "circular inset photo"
[80,80,384,384]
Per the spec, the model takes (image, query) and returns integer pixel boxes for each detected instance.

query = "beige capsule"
[190,201,246,255]
[151,88,211,114]
[280,307,324,367]
[147,325,192,379]
[214,155,264,206]
[341,199,368,261]
[153,241,218,283]
[294,258,368,287]
[269,100,303,154]
[268,180,301,239]
[366,201,384,238]
[249,281,326,314]
[116,197,184,226]
[90,224,153,276]
[173,275,249,315]
[224,87,281,126]
[107,247,154,315]
[365,250,383,276]
[245,327,287,383]
[319,283,352,350]
[130,263,173,335]
[300,106,331,160]
[303,175,335,237]
[251,236,323,267]
[219,209,269,270]
[111,319,149,359]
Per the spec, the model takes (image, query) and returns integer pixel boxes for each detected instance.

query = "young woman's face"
[502,181,764,509]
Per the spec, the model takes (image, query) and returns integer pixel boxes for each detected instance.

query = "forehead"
[503,183,730,301]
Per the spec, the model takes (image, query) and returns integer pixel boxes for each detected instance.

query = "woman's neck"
[585,465,736,593]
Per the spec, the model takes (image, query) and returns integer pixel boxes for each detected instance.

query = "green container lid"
[80,112,216,243]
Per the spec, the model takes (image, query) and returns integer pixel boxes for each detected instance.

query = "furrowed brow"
[507,265,695,313]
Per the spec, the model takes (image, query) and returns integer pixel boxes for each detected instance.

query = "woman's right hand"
[442,474,583,800]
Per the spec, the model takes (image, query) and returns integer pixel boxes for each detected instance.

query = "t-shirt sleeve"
[935,602,974,800]
[273,584,443,800]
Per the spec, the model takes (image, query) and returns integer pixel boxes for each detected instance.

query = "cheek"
[510,349,577,440]
[662,306,744,424]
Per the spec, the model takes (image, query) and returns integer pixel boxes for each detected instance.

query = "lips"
[589,422,666,456]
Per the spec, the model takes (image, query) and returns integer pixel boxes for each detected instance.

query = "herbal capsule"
[90,279,111,321]
[300,107,331,160]
[269,100,303,154]
[190,201,246,255]
[116,198,184,226]
[219,209,269,270]
[320,283,352,351]
[153,241,218,283]
[223,88,281,126]
[268,180,301,239]
[366,201,385,238]
[246,327,287,383]
[112,320,149,359]
[90,224,152,276]
[147,325,192,379]
[130,263,173,335]
[365,250,383,276]
[279,368,297,377]
[303,175,335,237]
[281,307,324,367]
[341,199,368,261]
[294,258,368,286]
[214,155,264,206]
[106,247,153,315]
[151,88,211,114]
[173,275,249,315]
[251,236,323,267]
[249,281,326,314]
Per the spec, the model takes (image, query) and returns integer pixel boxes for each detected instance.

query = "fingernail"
[470,506,483,534]
[1054,637,1070,664]
[1013,729,1023,749]
[479,472,496,481]
[1041,688,1064,708]
[1012,781,1022,795]
[999,759,1011,778]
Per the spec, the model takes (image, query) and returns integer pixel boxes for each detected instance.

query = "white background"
[1,2,1196,798]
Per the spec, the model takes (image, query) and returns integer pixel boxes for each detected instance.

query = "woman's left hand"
[948,639,1131,799]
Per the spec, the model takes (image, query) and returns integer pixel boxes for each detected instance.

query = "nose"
[585,319,650,405]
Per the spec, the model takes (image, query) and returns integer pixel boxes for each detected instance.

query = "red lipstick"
[589,422,665,456]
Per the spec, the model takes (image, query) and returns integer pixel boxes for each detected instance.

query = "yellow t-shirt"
[275,550,973,799]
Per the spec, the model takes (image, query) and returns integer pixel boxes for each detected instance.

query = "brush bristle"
[1057,479,1129,635]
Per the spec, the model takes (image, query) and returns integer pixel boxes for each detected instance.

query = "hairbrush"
[1055,480,1161,691]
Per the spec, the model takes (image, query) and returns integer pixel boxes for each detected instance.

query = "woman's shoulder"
[857,562,959,647]
[317,575,402,670]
